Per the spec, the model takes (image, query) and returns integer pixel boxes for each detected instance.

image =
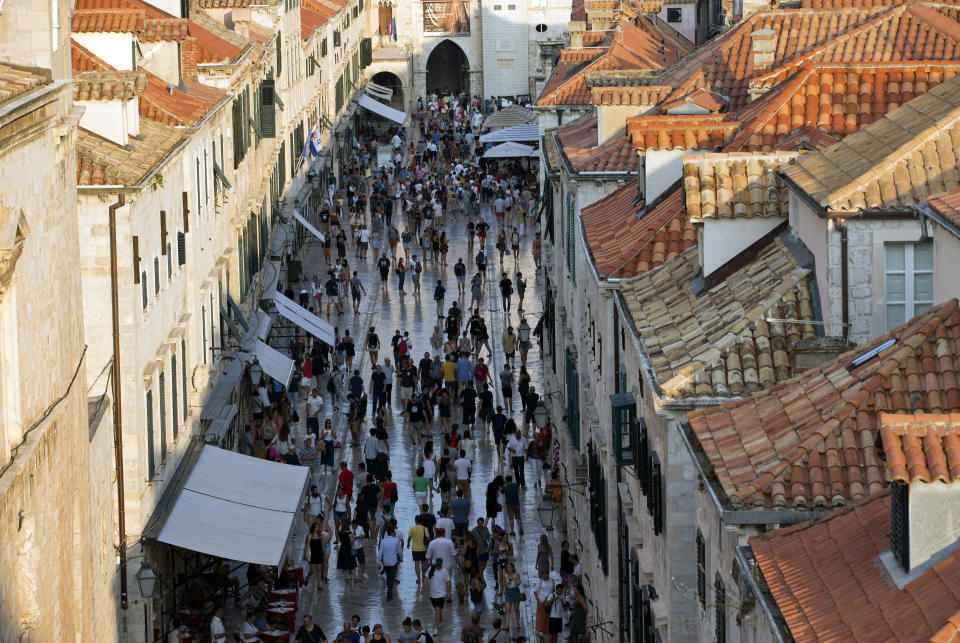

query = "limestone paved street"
[254,185,568,640]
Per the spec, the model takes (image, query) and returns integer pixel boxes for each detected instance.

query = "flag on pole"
[389,17,397,42]
[300,117,322,160]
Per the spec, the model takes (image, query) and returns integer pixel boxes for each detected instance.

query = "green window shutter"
[260,79,276,137]
[213,160,232,190]
[145,389,155,479]
[566,349,580,450]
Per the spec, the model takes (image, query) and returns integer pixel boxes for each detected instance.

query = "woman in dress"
[340,329,356,372]
[502,562,522,631]
[566,582,588,643]
[535,534,553,578]
[304,521,326,590]
[365,327,380,365]
[319,418,335,475]
[439,231,449,266]
[336,526,357,583]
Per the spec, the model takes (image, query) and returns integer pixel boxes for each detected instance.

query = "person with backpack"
[469,273,483,310]
[433,279,446,318]
[460,612,483,643]
[454,258,467,294]
[476,248,487,278]
[411,254,423,295]
[426,558,451,636]
[411,619,434,643]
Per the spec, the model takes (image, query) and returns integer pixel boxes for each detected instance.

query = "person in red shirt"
[381,470,398,507]
[338,461,354,500]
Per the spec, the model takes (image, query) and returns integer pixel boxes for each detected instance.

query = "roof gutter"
[736,545,791,643]
[614,290,665,398]
[915,204,960,241]
[677,419,824,526]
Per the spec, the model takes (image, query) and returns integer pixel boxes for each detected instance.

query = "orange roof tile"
[928,189,960,230]
[0,64,49,108]
[560,48,606,64]
[582,31,609,45]
[621,234,817,398]
[75,0,169,19]
[728,62,960,152]
[556,115,599,149]
[72,41,115,72]
[590,84,671,106]
[879,413,960,484]
[769,126,839,152]
[301,7,327,40]
[582,183,696,277]
[682,152,798,220]
[627,115,739,151]
[140,18,190,41]
[77,119,186,186]
[188,18,245,63]
[139,69,226,126]
[660,87,728,113]
[74,70,147,101]
[567,131,637,173]
[72,9,145,34]
[689,299,960,509]
[750,491,960,642]
[782,75,960,213]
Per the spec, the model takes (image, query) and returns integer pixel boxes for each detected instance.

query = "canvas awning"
[366,81,393,100]
[358,93,406,124]
[253,340,294,388]
[479,123,540,143]
[271,291,336,346]
[483,141,539,159]
[154,446,309,566]
[292,209,325,242]
[481,105,538,131]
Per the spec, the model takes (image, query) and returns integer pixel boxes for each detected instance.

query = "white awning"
[292,209,325,242]
[479,123,540,143]
[358,93,407,125]
[254,340,294,388]
[366,81,393,99]
[481,105,538,131]
[272,291,336,346]
[155,446,309,566]
[483,141,538,158]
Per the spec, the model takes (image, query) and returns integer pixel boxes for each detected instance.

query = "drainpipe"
[838,220,849,342]
[109,194,129,609]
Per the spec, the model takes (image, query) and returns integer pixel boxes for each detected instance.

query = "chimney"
[181,37,199,81]
[789,336,853,375]
[231,8,251,38]
[751,29,776,71]
[568,21,586,48]
[879,413,960,585]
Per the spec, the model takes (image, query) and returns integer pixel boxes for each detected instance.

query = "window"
[177,231,186,266]
[141,272,148,309]
[610,393,637,466]
[566,192,576,283]
[201,305,208,365]
[145,389,155,479]
[167,243,172,278]
[507,3,515,8]
[171,355,179,439]
[648,453,664,534]
[891,482,910,572]
[667,7,682,22]
[159,371,167,463]
[378,2,392,34]
[715,573,726,643]
[181,340,188,421]
[697,530,706,609]
[360,38,372,68]
[588,442,609,573]
[885,242,932,330]
[493,4,501,9]
[535,23,547,32]
[153,257,160,294]
[334,29,341,47]
[321,37,328,57]
[259,79,277,138]
[565,348,580,449]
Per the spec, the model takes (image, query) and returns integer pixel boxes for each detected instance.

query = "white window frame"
[884,241,933,331]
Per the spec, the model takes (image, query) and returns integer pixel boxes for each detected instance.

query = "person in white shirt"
[435,509,454,542]
[210,606,229,642]
[547,583,565,641]
[424,527,457,572]
[427,558,452,635]
[306,389,323,439]
[303,484,324,523]
[241,610,262,642]
[534,568,554,640]
[505,430,527,487]
[352,519,368,578]
[454,450,472,496]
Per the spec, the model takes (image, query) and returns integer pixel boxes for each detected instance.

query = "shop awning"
[358,93,406,125]
[479,123,540,143]
[366,81,393,100]
[253,340,294,388]
[292,209,325,242]
[155,445,309,566]
[271,291,336,346]
[481,105,538,131]
[483,141,538,159]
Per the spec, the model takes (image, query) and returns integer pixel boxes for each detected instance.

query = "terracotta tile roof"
[72,9,145,34]
[572,0,586,21]
[141,18,190,41]
[689,299,960,509]
[139,69,226,126]
[682,152,798,221]
[750,491,960,643]
[661,87,728,113]
[0,64,49,107]
[198,0,250,6]
[188,15,246,63]
[728,63,960,152]
[74,70,147,101]
[590,84,671,106]
[301,6,328,40]
[928,188,960,230]
[627,115,739,151]
[556,114,599,149]
[782,75,960,213]
[568,131,636,172]
[71,40,115,72]
[582,183,696,278]
[560,48,606,64]
[621,235,816,398]
[879,413,960,484]
[537,22,683,106]
[77,119,186,187]
[74,0,169,18]
[770,126,839,152]
[582,30,608,45]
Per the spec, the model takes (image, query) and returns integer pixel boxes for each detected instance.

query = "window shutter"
[177,231,186,266]
[153,257,160,294]
[714,574,726,643]
[167,244,172,278]
[260,79,276,137]
[145,389,155,479]
[141,273,148,309]
[159,371,167,462]
[891,482,910,572]
[696,530,706,608]
[171,354,179,439]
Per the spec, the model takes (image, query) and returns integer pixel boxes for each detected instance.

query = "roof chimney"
[751,29,776,71]
[789,336,853,375]
[568,20,586,49]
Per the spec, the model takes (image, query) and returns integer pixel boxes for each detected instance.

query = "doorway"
[425,39,469,95]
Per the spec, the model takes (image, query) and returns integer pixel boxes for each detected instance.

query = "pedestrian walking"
[376,526,403,601]
[433,280,445,318]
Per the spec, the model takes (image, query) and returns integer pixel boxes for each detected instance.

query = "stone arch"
[424,39,469,95]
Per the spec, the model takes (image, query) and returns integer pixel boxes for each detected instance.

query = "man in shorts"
[500,475,523,535]
[406,514,431,583]
[350,271,366,314]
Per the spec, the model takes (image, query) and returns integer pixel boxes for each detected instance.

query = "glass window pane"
[915,302,931,316]
[887,304,906,330]
[914,242,933,270]
[886,243,905,271]
[914,273,933,303]
[886,274,906,302]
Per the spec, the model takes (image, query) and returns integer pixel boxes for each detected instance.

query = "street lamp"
[136,561,158,599]
[248,359,262,386]
[537,493,556,530]
[533,401,548,429]
[517,318,531,343]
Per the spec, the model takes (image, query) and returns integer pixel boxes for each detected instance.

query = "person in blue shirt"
[349,369,364,396]
[450,489,471,544]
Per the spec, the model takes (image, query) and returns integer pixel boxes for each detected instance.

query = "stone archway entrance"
[370,71,405,111]
[425,39,469,95]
